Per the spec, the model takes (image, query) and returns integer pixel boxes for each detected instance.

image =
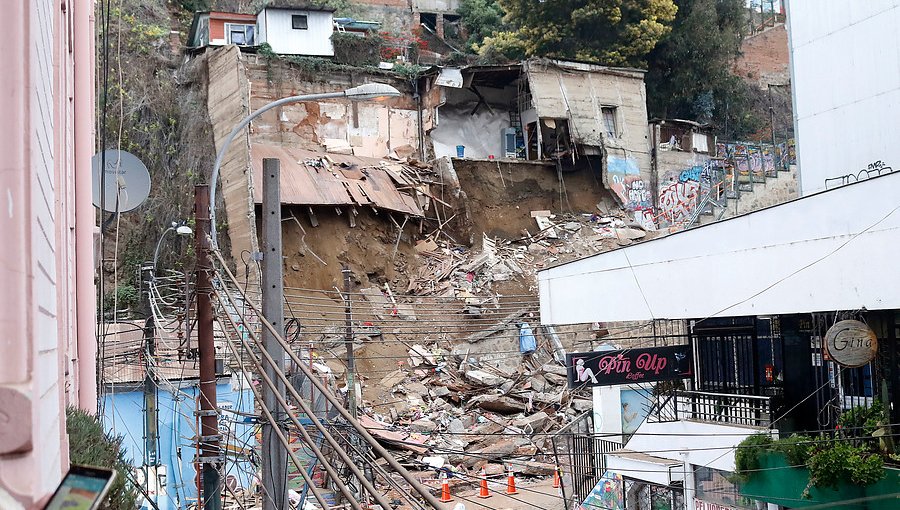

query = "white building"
[257,5,335,57]
[540,2,900,510]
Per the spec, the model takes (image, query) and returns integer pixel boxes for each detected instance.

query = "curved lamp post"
[208,82,402,249]
[152,221,194,273]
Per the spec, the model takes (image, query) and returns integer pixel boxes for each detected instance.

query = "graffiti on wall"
[656,160,726,228]
[717,139,794,192]
[607,155,656,230]
[825,160,894,189]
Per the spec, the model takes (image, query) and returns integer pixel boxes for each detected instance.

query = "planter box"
[741,452,900,509]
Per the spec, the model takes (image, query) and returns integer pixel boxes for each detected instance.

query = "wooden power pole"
[195,184,222,510]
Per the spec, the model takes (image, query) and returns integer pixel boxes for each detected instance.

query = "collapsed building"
[182,38,802,504]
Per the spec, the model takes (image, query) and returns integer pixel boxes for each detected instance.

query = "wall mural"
[607,155,656,230]
[580,472,625,510]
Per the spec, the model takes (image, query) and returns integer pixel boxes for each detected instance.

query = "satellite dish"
[91,150,151,212]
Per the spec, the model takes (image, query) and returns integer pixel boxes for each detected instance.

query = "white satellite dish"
[91,150,151,212]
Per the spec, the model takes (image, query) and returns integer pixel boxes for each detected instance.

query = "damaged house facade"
[432,60,656,228]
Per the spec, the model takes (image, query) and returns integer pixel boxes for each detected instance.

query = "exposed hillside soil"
[453,159,618,246]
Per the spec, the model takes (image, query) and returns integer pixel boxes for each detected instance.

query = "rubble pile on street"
[356,342,592,486]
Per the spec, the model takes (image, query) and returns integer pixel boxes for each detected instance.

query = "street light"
[152,221,193,273]
[208,82,402,249]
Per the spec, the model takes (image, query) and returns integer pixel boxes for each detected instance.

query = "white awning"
[605,449,684,486]
[538,171,900,324]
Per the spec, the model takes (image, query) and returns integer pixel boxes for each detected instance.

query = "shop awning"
[538,172,900,324]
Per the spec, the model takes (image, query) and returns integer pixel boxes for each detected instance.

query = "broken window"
[602,106,618,138]
[292,14,308,30]
[225,23,255,45]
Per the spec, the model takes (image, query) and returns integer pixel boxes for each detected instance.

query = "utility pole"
[141,263,159,506]
[195,185,222,510]
[342,264,357,418]
[261,159,288,510]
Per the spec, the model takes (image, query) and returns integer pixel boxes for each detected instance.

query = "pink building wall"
[0,0,96,508]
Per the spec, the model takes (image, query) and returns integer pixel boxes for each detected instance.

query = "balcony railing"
[649,390,772,428]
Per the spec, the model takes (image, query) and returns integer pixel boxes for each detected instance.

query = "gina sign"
[825,320,877,368]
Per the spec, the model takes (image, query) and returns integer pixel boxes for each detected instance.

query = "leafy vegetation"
[735,405,888,492]
[332,32,384,67]
[808,440,884,489]
[644,0,761,137]
[66,407,138,510]
[481,0,678,66]
[734,433,774,480]
[457,0,506,51]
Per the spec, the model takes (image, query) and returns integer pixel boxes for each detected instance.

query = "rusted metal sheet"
[250,144,423,216]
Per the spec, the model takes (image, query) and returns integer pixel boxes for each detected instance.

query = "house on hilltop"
[187,4,336,57]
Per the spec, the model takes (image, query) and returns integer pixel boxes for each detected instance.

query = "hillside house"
[187,5,336,57]
[257,4,335,57]
[431,59,654,227]
[187,11,259,47]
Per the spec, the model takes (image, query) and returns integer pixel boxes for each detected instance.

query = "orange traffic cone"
[553,465,561,488]
[506,465,519,495]
[478,466,492,498]
[439,471,453,503]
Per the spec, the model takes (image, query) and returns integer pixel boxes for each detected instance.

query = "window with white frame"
[225,23,255,45]
[602,106,619,138]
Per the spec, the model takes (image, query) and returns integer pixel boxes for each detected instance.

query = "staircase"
[682,144,797,230]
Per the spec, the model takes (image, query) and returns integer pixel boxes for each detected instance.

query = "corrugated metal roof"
[250,144,423,216]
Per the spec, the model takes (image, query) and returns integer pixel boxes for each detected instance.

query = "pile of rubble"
[357,342,591,484]
[406,209,659,297]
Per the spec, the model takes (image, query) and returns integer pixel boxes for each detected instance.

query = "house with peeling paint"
[432,59,655,226]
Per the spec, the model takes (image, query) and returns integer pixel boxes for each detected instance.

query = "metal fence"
[551,411,624,510]
[649,390,772,428]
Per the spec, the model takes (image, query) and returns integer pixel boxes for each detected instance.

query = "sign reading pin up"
[824,319,878,368]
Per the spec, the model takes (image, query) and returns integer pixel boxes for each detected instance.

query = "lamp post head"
[175,225,193,236]
[344,83,401,101]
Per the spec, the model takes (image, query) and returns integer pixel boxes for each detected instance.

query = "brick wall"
[733,24,790,88]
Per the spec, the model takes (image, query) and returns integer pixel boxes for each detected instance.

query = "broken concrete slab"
[470,394,527,414]
[464,370,505,387]
[512,411,549,433]
[542,364,567,377]
[507,459,556,476]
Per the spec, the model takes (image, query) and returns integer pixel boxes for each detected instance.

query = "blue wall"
[102,378,256,510]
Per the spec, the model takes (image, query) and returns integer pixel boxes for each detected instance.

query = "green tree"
[457,0,506,50]
[485,0,677,66]
[645,0,761,137]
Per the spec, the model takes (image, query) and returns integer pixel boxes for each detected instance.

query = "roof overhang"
[605,449,684,486]
[538,171,900,324]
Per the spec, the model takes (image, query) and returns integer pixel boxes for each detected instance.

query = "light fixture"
[176,225,193,236]
[343,83,401,101]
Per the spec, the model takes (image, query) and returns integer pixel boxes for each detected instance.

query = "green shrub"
[808,441,884,489]
[332,32,383,67]
[839,401,884,438]
[66,406,138,510]
[734,433,773,480]
[773,434,814,466]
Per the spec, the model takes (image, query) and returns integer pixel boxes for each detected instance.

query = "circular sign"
[824,320,877,368]
[91,150,151,212]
